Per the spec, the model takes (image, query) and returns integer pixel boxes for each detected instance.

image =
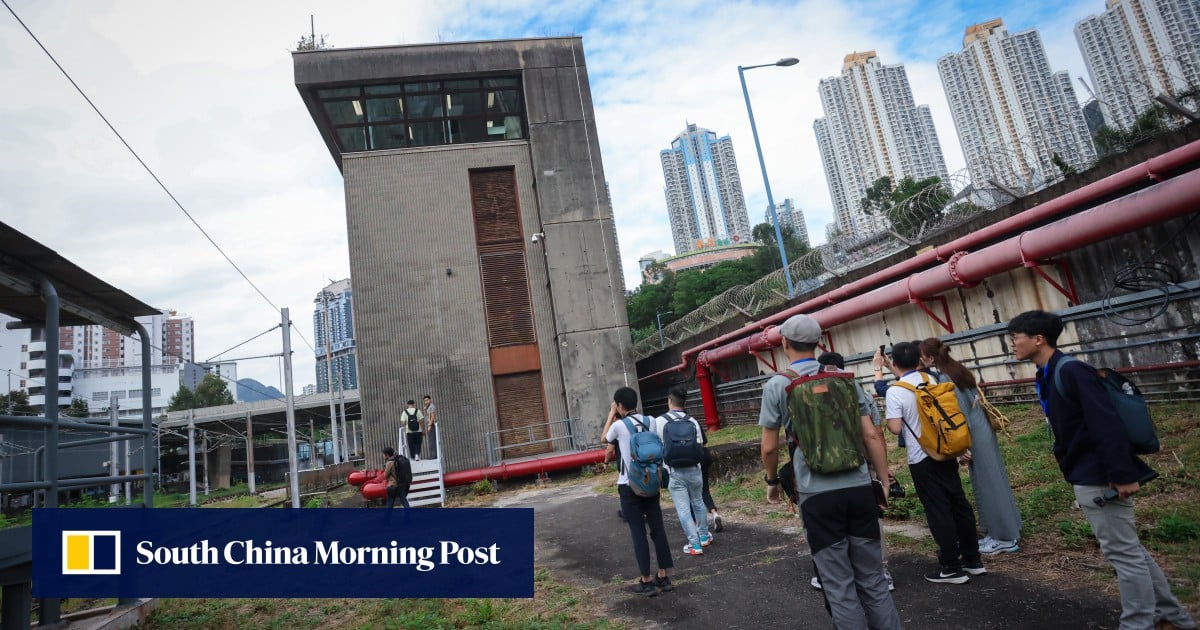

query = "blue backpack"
[1053,356,1160,455]
[622,415,664,497]
[662,411,704,468]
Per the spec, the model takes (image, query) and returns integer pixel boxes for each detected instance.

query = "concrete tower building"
[939,19,1097,193]
[1075,0,1200,131]
[313,278,357,393]
[660,124,752,255]
[294,38,635,472]
[764,198,810,247]
[814,52,949,240]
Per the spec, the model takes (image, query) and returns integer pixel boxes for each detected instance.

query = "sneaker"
[925,567,970,584]
[977,535,995,551]
[700,533,714,547]
[884,567,895,591]
[980,539,1019,556]
[712,513,724,532]
[810,576,823,590]
[628,579,658,597]
[655,574,674,592]
[964,560,987,576]
[683,544,703,556]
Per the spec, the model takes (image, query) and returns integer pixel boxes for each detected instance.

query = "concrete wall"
[298,38,634,471]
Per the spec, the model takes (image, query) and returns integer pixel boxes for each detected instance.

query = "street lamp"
[656,310,674,347]
[739,57,798,298]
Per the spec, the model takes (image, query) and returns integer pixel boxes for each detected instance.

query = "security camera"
[531,232,545,243]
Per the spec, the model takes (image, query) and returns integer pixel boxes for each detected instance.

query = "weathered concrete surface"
[522,482,1124,630]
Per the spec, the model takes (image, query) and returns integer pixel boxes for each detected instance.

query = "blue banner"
[33,508,534,598]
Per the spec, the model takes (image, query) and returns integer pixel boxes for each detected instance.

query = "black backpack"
[405,409,420,432]
[391,454,413,488]
[662,411,704,468]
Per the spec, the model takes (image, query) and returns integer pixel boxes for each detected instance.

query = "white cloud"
[0,0,1104,388]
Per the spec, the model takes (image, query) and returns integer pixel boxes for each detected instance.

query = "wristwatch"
[764,475,780,486]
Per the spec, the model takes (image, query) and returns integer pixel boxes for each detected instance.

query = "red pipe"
[696,363,721,432]
[639,139,1200,384]
[695,169,1200,415]
[443,449,606,487]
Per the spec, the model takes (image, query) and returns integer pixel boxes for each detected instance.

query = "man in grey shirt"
[760,314,900,629]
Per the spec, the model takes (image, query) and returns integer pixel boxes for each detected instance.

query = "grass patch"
[705,424,761,447]
[137,567,622,629]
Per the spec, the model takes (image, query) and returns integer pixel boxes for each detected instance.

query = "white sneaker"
[979,539,1019,555]
[810,576,822,590]
[977,535,995,551]
[884,567,895,591]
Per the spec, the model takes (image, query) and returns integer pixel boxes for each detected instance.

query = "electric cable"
[1101,212,1198,326]
[1,0,318,356]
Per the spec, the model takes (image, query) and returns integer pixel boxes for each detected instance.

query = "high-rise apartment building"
[25,310,193,415]
[764,198,810,247]
[939,19,1097,193]
[814,52,949,240]
[1076,0,1200,131]
[313,278,357,393]
[660,124,751,255]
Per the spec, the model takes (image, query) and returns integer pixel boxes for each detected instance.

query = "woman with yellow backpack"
[919,338,1022,556]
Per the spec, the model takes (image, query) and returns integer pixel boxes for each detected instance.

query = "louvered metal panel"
[492,372,552,458]
[470,169,524,245]
[479,250,536,347]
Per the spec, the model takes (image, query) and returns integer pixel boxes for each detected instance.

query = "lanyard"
[1034,366,1048,417]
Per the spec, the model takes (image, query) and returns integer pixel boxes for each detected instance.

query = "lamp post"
[739,57,798,298]
[656,310,673,347]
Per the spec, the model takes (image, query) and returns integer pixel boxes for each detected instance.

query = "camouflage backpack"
[782,368,867,475]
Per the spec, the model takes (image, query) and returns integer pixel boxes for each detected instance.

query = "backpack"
[1052,356,1160,455]
[892,372,972,461]
[405,409,420,432]
[782,368,867,474]
[662,411,704,468]
[621,415,664,497]
[390,454,413,488]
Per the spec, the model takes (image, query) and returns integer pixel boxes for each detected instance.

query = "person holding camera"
[1008,311,1195,630]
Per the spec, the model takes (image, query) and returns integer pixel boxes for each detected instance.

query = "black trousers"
[618,484,674,577]
[909,457,981,569]
[406,432,423,458]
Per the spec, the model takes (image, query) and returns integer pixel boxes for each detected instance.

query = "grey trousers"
[1074,485,1196,630]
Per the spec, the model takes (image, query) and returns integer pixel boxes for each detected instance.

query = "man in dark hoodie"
[1008,310,1195,630]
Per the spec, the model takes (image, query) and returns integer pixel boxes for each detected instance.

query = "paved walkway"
[509,482,1124,630]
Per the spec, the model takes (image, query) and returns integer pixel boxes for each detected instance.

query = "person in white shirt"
[654,386,711,556]
[604,387,674,596]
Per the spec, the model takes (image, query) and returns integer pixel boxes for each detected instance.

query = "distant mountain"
[237,378,284,402]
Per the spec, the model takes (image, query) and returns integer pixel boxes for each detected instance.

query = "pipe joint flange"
[947,251,978,288]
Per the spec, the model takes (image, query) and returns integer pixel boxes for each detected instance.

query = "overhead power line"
[1,0,318,355]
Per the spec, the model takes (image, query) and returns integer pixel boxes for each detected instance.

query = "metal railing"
[484,419,578,466]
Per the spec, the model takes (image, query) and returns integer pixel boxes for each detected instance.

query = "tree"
[65,397,90,418]
[0,390,35,415]
[168,374,234,412]
[860,175,950,240]
[294,33,331,51]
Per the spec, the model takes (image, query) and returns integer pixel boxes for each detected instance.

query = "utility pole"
[281,308,301,508]
[109,394,119,503]
[321,288,341,464]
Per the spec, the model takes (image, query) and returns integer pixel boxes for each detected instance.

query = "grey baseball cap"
[779,314,822,344]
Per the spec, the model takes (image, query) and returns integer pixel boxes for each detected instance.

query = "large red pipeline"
[640,139,1200,384]
[443,449,606,487]
[695,168,1200,416]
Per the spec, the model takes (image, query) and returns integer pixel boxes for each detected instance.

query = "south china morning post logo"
[61,531,121,576]
[35,508,534,598]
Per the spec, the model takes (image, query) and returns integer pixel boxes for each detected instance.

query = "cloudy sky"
[0,0,1101,391]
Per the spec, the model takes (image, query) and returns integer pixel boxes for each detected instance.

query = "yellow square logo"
[61,531,121,575]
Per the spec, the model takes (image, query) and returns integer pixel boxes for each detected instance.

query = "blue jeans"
[1074,485,1196,630]
[386,485,410,510]
[668,465,709,548]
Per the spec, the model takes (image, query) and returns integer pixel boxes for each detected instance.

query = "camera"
[889,478,906,499]
[1093,488,1120,506]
